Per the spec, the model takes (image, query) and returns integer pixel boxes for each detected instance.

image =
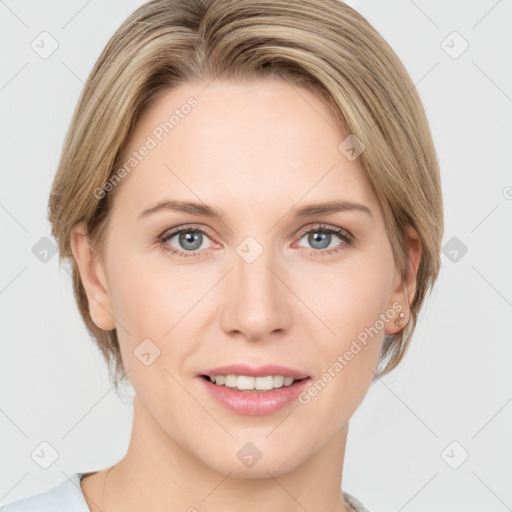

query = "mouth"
[199,374,309,392]
[197,372,312,415]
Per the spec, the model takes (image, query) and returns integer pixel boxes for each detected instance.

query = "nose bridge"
[236,239,276,294]
[220,234,291,339]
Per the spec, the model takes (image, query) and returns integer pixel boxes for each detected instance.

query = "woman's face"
[74,78,418,477]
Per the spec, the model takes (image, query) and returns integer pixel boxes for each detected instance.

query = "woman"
[1,0,443,510]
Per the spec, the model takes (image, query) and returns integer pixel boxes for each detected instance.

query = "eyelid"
[159,223,217,242]
[295,223,353,241]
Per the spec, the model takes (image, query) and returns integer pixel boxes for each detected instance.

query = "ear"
[385,225,421,335]
[69,221,116,331]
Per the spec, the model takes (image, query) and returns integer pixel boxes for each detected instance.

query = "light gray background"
[1,1,511,510]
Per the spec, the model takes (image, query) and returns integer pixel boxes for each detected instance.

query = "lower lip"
[198,376,311,416]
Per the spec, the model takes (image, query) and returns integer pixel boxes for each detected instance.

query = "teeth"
[208,375,299,391]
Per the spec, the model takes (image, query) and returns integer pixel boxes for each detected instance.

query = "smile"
[198,374,311,415]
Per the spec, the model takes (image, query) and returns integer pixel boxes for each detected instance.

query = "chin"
[202,448,304,479]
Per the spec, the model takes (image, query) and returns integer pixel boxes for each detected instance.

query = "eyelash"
[158,223,355,259]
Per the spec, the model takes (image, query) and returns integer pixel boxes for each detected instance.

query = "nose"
[219,244,293,342]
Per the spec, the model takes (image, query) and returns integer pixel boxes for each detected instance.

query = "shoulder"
[343,491,373,512]
[0,473,91,512]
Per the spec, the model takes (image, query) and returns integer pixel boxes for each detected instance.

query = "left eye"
[296,226,351,251]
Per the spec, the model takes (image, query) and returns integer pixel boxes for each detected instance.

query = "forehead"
[111,79,378,222]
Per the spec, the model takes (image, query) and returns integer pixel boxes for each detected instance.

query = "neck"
[101,396,353,512]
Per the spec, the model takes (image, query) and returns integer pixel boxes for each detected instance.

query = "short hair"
[48,0,444,390]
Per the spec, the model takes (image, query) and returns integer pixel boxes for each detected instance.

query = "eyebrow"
[137,199,373,221]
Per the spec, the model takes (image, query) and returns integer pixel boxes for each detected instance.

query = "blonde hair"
[48,0,443,390]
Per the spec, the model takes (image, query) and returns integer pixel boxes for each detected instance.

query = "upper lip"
[199,364,310,380]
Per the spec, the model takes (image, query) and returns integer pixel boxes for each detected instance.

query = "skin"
[71,78,421,512]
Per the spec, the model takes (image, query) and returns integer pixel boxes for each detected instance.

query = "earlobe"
[385,225,422,335]
[69,221,116,331]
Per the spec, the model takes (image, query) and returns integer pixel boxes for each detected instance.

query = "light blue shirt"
[0,473,90,511]
[0,471,372,511]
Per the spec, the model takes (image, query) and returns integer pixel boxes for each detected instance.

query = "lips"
[198,364,310,380]
[198,373,312,415]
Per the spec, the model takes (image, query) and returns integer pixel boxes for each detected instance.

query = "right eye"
[159,225,216,258]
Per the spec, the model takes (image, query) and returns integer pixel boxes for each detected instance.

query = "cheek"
[307,253,394,378]
[107,252,196,337]
[107,255,204,377]
[108,264,194,404]
[300,265,391,419]
[300,256,393,338]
